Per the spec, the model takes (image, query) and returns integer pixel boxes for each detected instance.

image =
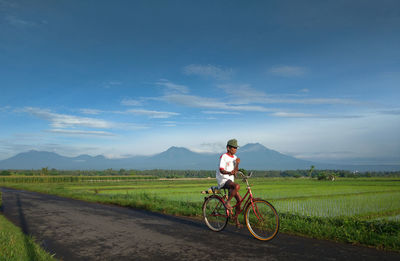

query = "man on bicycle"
[216,139,242,227]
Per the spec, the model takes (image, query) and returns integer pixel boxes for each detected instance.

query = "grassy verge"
[0,191,56,261]
[1,181,400,252]
[280,213,400,250]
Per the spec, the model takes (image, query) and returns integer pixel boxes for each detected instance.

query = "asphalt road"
[1,188,399,261]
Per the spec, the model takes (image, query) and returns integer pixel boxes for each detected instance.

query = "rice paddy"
[1,176,400,250]
[77,177,400,221]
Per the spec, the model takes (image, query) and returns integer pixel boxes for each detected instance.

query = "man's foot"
[232,215,243,229]
[235,223,243,229]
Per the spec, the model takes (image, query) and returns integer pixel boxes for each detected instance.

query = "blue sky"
[1,0,399,164]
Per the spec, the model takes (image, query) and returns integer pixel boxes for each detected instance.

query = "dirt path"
[1,188,399,261]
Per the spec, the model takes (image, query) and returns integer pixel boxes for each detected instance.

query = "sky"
[1,0,399,165]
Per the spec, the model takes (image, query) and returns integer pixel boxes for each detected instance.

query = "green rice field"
[1,176,400,251]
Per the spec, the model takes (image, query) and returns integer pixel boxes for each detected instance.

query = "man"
[216,139,242,227]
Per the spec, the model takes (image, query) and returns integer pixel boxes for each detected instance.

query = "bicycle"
[202,171,279,241]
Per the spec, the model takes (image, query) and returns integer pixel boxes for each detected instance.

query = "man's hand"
[236,158,240,164]
[231,169,238,176]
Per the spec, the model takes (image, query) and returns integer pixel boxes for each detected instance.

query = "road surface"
[1,188,399,261]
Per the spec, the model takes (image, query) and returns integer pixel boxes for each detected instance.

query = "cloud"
[271,112,317,118]
[21,107,149,137]
[183,64,233,80]
[162,121,177,127]
[268,66,307,77]
[24,107,114,129]
[273,98,358,105]
[121,98,143,106]
[0,106,12,112]
[270,111,362,118]
[163,93,229,109]
[47,129,116,137]
[4,15,37,27]
[218,84,356,105]
[156,79,189,94]
[162,93,273,112]
[218,84,268,103]
[80,108,103,115]
[202,111,241,115]
[379,109,400,115]
[103,81,122,88]
[124,109,180,119]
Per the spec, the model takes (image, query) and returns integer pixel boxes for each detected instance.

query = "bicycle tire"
[202,196,229,232]
[244,199,279,241]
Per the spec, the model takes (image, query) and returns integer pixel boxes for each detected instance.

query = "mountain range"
[0,143,399,171]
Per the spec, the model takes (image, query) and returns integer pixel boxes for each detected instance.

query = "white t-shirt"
[216,153,237,188]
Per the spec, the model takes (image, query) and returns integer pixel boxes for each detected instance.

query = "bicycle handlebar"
[237,171,253,179]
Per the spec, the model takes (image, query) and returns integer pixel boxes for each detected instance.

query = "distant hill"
[0,143,399,171]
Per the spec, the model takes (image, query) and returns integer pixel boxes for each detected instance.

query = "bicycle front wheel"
[202,196,229,232]
[245,199,279,241]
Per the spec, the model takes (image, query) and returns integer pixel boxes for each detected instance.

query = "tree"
[40,167,48,176]
[309,165,315,178]
[0,170,11,176]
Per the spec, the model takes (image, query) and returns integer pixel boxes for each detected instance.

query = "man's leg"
[225,181,242,227]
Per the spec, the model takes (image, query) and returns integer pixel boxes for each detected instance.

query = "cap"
[227,139,239,148]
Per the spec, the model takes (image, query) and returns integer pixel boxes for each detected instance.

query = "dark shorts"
[221,180,234,190]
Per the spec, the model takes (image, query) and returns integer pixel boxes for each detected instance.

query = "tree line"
[1,168,399,178]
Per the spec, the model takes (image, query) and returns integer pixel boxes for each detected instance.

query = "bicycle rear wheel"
[245,199,279,241]
[202,196,229,232]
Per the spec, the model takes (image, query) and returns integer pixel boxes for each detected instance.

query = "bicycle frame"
[220,173,257,217]
[203,171,280,240]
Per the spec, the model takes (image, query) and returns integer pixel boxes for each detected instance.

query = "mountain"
[0,144,399,171]
[238,143,313,170]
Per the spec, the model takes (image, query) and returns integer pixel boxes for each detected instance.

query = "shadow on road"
[16,194,40,260]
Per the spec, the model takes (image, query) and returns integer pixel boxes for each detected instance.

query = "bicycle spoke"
[203,196,228,232]
[245,200,279,241]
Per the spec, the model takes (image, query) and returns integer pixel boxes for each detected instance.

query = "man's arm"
[219,158,241,176]
[232,158,240,175]
[219,169,235,176]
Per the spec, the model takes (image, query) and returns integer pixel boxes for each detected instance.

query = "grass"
[0,191,56,261]
[1,176,400,251]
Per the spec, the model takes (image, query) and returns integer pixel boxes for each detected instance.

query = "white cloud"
[5,15,37,27]
[47,129,116,136]
[218,84,268,103]
[24,107,113,129]
[80,108,103,115]
[183,64,233,80]
[271,112,317,118]
[218,83,357,105]
[162,121,177,127]
[268,66,307,77]
[125,109,179,119]
[379,109,400,115]
[246,114,400,162]
[0,106,11,112]
[103,81,122,88]
[163,93,229,109]
[271,111,363,118]
[121,98,143,106]
[156,79,189,94]
[163,93,273,112]
[272,98,359,105]
[202,111,241,115]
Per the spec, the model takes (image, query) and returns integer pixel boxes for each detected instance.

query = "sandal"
[232,214,243,229]
[235,223,243,229]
